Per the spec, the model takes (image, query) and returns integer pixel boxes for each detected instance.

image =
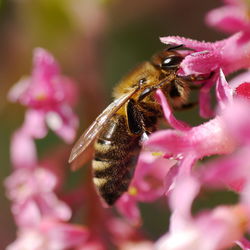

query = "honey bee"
[69,44,203,205]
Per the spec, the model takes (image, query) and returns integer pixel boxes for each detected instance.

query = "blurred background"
[0,0,224,248]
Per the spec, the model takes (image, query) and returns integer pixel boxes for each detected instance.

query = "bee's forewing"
[69,89,139,170]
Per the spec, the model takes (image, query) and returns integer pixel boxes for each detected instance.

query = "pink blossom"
[8,48,79,143]
[206,0,250,34]
[5,167,71,227]
[145,115,236,164]
[155,176,249,250]
[116,151,176,225]
[161,33,250,118]
[7,219,89,250]
[161,33,250,76]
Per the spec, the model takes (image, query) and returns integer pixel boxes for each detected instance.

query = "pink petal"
[40,220,89,249]
[229,71,250,89]
[36,193,72,221]
[22,109,48,139]
[206,6,249,34]
[199,82,215,118]
[156,204,249,250]
[116,195,141,226]
[235,82,250,99]
[12,200,42,227]
[199,148,249,192]
[10,130,37,169]
[46,105,79,143]
[32,48,60,81]
[169,176,200,221]
[236,237,250,250]
[7,77,30,103]
[7,220,89,250]
[155,89,190,131]
[221,98,250,144]
[145,117,236,160]
[216,69,233,110]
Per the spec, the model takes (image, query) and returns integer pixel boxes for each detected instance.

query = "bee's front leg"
[181,71,214,89]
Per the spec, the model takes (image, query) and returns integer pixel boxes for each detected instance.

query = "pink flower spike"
[155,89,190,131]
[216,69,233,110]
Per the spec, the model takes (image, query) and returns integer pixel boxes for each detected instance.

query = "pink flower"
[116,146,176,225]
[7,219,89,250]
[144,76,236,176]
[161,33,250,76]
[206,0,250,34]
[155,176,249,250]
[5,167,71,227]
[8,48,79,143]
[161,33,250,117]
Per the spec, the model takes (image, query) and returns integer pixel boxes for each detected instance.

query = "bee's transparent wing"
[69,89,139,170]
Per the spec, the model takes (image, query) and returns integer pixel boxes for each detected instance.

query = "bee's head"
[151,44,185,72]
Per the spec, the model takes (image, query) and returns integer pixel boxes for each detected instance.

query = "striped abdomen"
[92,114,141,205]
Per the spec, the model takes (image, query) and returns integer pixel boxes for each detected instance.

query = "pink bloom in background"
[7,220,89,250]
[5,167,71,227]
[8,48,79,143]
[155,176,249,250]
[206,0,250,34]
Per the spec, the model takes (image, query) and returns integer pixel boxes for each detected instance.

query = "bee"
[69,44,203,206]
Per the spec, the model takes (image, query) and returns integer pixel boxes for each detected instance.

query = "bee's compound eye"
[161,56,183,69]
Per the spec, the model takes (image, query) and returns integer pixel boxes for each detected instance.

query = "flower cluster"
[6,1,250,249]
[5,49,89,249]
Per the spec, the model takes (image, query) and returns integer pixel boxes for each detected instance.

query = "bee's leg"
[138,86,158,102]
[181,71,214,82]
[174,101,198,110]
[126,99,146,135]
